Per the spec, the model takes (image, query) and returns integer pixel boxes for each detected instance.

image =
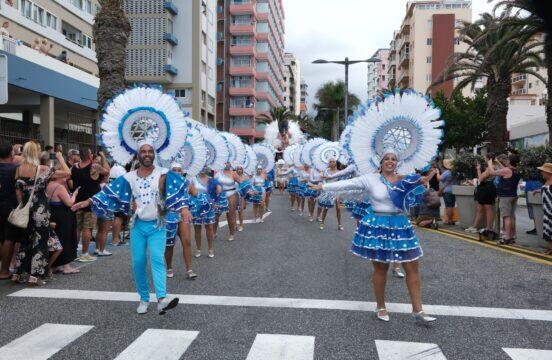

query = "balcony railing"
[231,100,254,108]
[512,88,528,95]
[512,74,527,83]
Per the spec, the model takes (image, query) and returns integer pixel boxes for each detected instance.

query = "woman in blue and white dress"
[296,164,312,217]
[235,164,254,231]
[192,169,221,258]
[264,168,274,212]
[312,151,436,323]
[305,167,323,222]
[318,159,343,230]
[214,162,240,241]
[248,166,267,222]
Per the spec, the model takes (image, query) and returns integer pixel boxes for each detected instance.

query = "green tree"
[295,113,321,137]
[434,13,545,153]
[433,88,487,150]
[491,0,552,144]
[313,81,360,141]
[93,1,131,112]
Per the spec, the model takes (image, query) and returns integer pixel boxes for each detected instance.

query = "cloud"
[283,0,493,113]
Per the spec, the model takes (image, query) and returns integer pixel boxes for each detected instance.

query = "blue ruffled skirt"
[295,183,307,197]
[288,177,299,194]
[190,194,215,225]
[343,200,356,212]
[317,193,335,208]
[303,188,320,198]
[166,211,181,247]
[214,195,229,214]
[247,185,265,204]
[265,179,273,193]
[352,211,422,263]
[352,201,372,220]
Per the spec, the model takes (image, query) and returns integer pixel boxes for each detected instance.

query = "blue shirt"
[439,170,454,193]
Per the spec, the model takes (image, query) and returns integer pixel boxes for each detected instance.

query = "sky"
[283,0,494,113]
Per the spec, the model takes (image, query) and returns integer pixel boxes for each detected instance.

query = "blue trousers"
[130,218,167,302]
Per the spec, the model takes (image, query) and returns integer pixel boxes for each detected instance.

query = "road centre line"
[8,288,552,322]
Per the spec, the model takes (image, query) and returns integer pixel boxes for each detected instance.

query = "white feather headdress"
[252,143,275,173]
[344,89,443,174]
[283,144,298,166]
[197,124,230,171]
[312,141,340,172]
[243,145,257,176]
[301,138,327,166]
[221,132,246,165]
[100,87,188,166]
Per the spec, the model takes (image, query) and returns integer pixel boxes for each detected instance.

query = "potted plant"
[517,147,548,240]
[451,153,485,228]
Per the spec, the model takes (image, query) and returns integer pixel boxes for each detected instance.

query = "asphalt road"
[0,193,550,359]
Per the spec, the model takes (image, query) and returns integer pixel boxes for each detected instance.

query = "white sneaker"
[97,250,112,256]
[413,311,436,324]
[93,249,99,255]
[194,250,201,258]
[77,254,97,262]
[464,227,478,233]
[136,301,149,314]
[238,226,244,232]
[208,250,214,258]
[228,235,234,241]
[158,297,179,315]
[393,268,405,278]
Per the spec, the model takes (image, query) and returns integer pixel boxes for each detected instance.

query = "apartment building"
[124,0,217,126]
[216,0,286,143]
[300,79,308,116]
[0,0,100,147]
[367,48,389,100]
[386,0,472,96]
[284,52,300,116]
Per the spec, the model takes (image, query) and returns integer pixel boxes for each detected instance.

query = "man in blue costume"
[72,141,190,315]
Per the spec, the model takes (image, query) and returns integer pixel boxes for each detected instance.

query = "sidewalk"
[437,205,552,258]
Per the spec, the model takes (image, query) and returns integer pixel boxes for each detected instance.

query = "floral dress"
[14,168,53,280]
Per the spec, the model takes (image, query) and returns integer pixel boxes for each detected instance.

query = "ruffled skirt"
[295,183,307,197]
[317,192,335,208]
[352,211,422,263]
[288,177,299,194]
[352,201,372,220]
[214,195,229,214]
[247,185,265,204]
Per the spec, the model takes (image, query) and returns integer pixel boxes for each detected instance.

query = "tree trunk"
[92,0,131,112]
[485,76,511,154]
[545,35,552,146]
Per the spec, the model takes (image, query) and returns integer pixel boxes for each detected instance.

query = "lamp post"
[313,57,381,123]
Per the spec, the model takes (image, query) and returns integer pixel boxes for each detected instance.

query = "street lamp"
[313,57,381,124]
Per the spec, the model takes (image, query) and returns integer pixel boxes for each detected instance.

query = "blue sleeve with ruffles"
[164,170,190,212]
[388,174,426,213]
[91,175,132,218]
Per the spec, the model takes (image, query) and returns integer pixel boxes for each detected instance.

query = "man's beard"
[138,154,155,168]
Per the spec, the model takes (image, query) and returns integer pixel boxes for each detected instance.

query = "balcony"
[512,74,527,84]
[397,73,410,88]
[230,44,256,56]
[401,24,410,35]
[399,51,409,68]
[512,88,528,95]
[229,84,255,96]
[229,3,256,16]
[229,23,256,35]
[230,65,256,76]
[164,1,179,15]
[256,32,269,41]
[229,107,256,116]
[164,64,178,75]
[163,33,178,46]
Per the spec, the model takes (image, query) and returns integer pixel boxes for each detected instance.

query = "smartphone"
[49,153,56,160]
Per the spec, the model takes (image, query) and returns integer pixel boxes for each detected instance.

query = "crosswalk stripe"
[246,334,315,360]
[114,329,199,360]
[503,347,552,360]
[218,211,272,228]
[375,340,447,360]
[9,288,552,322]
[0,323,93,360]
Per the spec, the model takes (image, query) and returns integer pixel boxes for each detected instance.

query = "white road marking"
[0,323,93,360]
[503,347,552,360]
[8,289,552,322]
[218,211,272,228]
[114,329,199,360]
[246,334,315,360]
[375,340,447,360]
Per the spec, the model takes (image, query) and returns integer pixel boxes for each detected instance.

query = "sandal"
[27,277,47,286]
[62,268,81,275]
[497,238,515,245]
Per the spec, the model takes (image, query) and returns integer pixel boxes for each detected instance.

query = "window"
[232,55,251,67]
[20,0,32,18]
[426,38,432,45]
[426,56,432,64]
[454,37,460,45]
[82,34,92,48]
[382,64,386,70]
[427,19,432,27]
[71,0,83,9]
[529,82,533,89]
[426,74,432,82]
[230,116,251,128]
[202,31,207,46]
[46,13,57,30]
[455,19,462,27]
[208,38,214,51]
[208,66,213,80]
[85,0,92,14]
[201,61,207,74]
[167,19,173,34]
[175,89,187,98]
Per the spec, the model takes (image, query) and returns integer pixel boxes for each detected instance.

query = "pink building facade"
[217,0,286,143]
[367,48,390,99]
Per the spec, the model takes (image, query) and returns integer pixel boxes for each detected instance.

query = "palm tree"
[491,0,552,144]
[433,13,545,153]
[295,113,320,137]
[93,0,131,111]
[314,81,360,141]
[258,106,294,134]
